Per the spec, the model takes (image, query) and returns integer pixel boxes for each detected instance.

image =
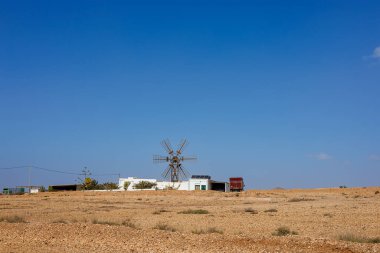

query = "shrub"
[81,177,99,190]
[264,208,278,213]
[52,218,68,224]
[153,209,168,215]
[101,182,119,190]
[121,219,137,229]
[272,226,298,236]
[133,181,157,190]
[375,191,379,195]
[192,229,205,234]
[288,198,315,202]
[244,208,258,214]
[154,222,176,232]
[124,181,131,190]
[339,185,347,188]
[192,227,223,234]
[207,227,223,234]
[0,215,27,223]
[338,234,380,243]
[91,218,119,226]
[178,209,209,214]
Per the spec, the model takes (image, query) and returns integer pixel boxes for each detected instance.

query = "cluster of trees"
[81,178,119,190]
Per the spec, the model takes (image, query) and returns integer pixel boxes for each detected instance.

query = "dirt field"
[0,187,379,252]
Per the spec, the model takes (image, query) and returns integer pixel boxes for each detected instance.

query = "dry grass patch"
[0,215,27,223]
[121,219,137,229]
[272,226,298,236]
[338,233,380,244]
[52,218,68,224]
[152,209,169,215]
[192,227,223,234]
[91,218,119,226]
[288,198,315,202]
[178,209,209,214]
[264,208,278,213]
[244,208,258,214]
[154,222,176,232]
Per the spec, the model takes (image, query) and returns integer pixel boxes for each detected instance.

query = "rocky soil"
[0,187,379,252]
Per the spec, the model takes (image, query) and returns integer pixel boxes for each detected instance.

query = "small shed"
[49,184,81,191]
[2,187,25,195]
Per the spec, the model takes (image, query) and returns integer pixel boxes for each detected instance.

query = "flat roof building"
[118,176,230,192]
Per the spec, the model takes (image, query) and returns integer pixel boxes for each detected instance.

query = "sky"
[0,0,379,189]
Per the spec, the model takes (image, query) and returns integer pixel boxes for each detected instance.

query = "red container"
[229,177,244,192]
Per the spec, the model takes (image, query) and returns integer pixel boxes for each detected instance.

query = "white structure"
[30,187,40,194]
[118,176,229,192]
[119,177,157,191]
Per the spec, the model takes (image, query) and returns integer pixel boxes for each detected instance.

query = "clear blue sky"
[1,0,379,189]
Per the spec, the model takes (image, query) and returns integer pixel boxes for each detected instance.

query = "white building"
[118,176,229,192]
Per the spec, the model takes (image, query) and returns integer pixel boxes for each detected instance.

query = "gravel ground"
[0,187,379,252]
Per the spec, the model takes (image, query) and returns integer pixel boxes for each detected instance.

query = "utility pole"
[82,166,91,178]
[28,166,31,193]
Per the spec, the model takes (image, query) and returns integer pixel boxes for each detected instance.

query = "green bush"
[82,178,99,190]
[101,182,119,190]
[133,181,157,190]
[124,181,131,190]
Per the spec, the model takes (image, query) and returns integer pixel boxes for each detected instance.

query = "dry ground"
[0,187,379,252]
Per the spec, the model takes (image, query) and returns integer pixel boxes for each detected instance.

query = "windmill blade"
[161,139,174,155]
[161,165,172,180]
[153,155,169,163]
[176,139,188,154]
[181,155,197,161]
[178,164,190,179]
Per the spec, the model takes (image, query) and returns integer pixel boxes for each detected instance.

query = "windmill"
[153,139,196,182]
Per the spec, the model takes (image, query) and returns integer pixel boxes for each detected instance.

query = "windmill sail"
[153,139,196,182]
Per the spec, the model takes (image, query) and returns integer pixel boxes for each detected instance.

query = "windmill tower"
[153,139,196,182]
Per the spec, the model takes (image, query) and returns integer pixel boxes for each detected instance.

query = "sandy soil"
[0,187,379,252]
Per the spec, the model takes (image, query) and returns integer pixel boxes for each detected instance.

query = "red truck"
[229,177,244,192]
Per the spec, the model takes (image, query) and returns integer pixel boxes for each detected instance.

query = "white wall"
[30,188,39,194]
[156,181,190,190]
[189,179,210,190]
[225,182,230,192]
[119,177,226,191]
[118,177,157,191]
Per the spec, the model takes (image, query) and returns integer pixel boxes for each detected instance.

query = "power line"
[32,166,82,175]
[0,165,120,177]
[0,166,31,170]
